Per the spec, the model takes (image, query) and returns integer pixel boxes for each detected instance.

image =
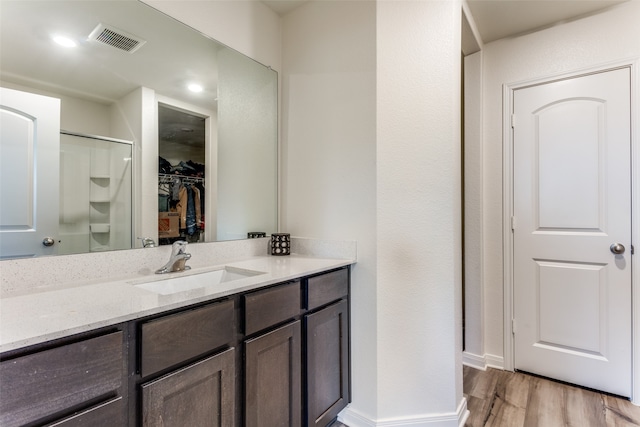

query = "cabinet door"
[141,348,235,427]
[245,321,301,427]
[306,300,349,427]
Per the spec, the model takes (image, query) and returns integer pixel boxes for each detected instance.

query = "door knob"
[610,243,625,255]
[42,237,55,247]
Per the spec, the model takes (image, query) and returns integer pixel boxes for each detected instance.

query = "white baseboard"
[462,351,504,370]
[338,398,468,427]
[339,408,376,427]
[486,353,504,369]
[457,399,470,427]
[462,351,486,370]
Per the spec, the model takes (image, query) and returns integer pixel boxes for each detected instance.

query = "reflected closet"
[158,104,207,245]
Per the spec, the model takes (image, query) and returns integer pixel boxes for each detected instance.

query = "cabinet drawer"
[47,397,124,427]
[307,268,349,310]
[244,281,300,336]
[140,299,234,378]
[0,331,123,427]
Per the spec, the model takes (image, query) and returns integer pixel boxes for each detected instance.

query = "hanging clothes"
[186,186,197,235]
[158,180,171,212]
[171,177,182,201]
[191,185,202,232]
[194,182,205,230]
[158,156,205,240]
[177,186,188,230]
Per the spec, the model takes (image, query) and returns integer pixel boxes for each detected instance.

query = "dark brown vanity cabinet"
[137,299,236,427]
[305,269,350,427]
[138,299,235,377]
[242,268,351,427]
[140,348,235,426]
[305,300,349,427]
[0,266,351,427]
[0,330,126,427]
[243,281,302,426]
[245,321,302,426]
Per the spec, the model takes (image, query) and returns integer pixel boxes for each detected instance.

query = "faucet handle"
[171,240,189,255]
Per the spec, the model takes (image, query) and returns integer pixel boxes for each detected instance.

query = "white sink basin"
[131,266,265,295]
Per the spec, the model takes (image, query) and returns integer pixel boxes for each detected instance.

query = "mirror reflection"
[59,132,133,255]
[0,0,278,259]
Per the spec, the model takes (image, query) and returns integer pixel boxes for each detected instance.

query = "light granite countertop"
[0,254,354,354]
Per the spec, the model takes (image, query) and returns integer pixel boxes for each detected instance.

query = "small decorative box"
[270,233,291,256]
[248,232,266,239]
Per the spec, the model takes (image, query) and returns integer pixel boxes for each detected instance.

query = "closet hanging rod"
[159,173,205,184]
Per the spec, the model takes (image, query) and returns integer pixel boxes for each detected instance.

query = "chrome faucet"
[138,237,157,248]
[156,240,191,274]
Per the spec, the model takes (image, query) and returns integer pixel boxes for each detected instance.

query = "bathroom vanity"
[0,252,353,427]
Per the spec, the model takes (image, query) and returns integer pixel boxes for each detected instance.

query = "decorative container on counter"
[270,233,290,256]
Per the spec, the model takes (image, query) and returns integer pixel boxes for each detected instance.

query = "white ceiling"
[263,0,311,15]
[465,0,629,44]
[263,0,629,45]
[0,0,221,111]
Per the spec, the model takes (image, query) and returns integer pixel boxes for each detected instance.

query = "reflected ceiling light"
[188,83,204,93]
[52,35,77,48]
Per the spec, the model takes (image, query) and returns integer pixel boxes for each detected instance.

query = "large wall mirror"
[0,0,278,259]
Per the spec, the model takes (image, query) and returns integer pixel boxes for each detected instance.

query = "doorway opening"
[157,104,207,246]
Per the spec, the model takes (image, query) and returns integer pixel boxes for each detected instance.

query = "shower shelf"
[90,223,110,233]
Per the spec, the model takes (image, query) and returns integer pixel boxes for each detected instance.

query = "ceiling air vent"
[88,23,146,53]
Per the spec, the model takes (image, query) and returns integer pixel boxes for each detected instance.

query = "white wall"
[0,81,111,136]
[111,87,157,243]
[283,0,464,425]
[282,0,378,421]
[472,1,640,366]
[463,51,484,363]
[376,0,463,422]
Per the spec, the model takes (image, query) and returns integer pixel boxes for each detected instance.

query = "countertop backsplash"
[0,237,356,298]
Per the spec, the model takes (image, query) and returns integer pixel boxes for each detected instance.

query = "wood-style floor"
[464,365,640,427]
[334,366,639,426]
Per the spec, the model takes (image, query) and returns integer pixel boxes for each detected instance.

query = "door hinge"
[511,216,516,231]
[511,114,516,128]
[632,245,635,255]
[512,319,516,335]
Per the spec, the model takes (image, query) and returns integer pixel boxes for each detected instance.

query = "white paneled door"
[0,88,60,258]
[513,68,631,397]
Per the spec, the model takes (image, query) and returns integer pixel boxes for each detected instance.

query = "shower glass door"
[59,133,132,255]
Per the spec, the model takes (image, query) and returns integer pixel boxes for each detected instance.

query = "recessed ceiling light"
[52,35,77,48]
[188,83,204,93]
